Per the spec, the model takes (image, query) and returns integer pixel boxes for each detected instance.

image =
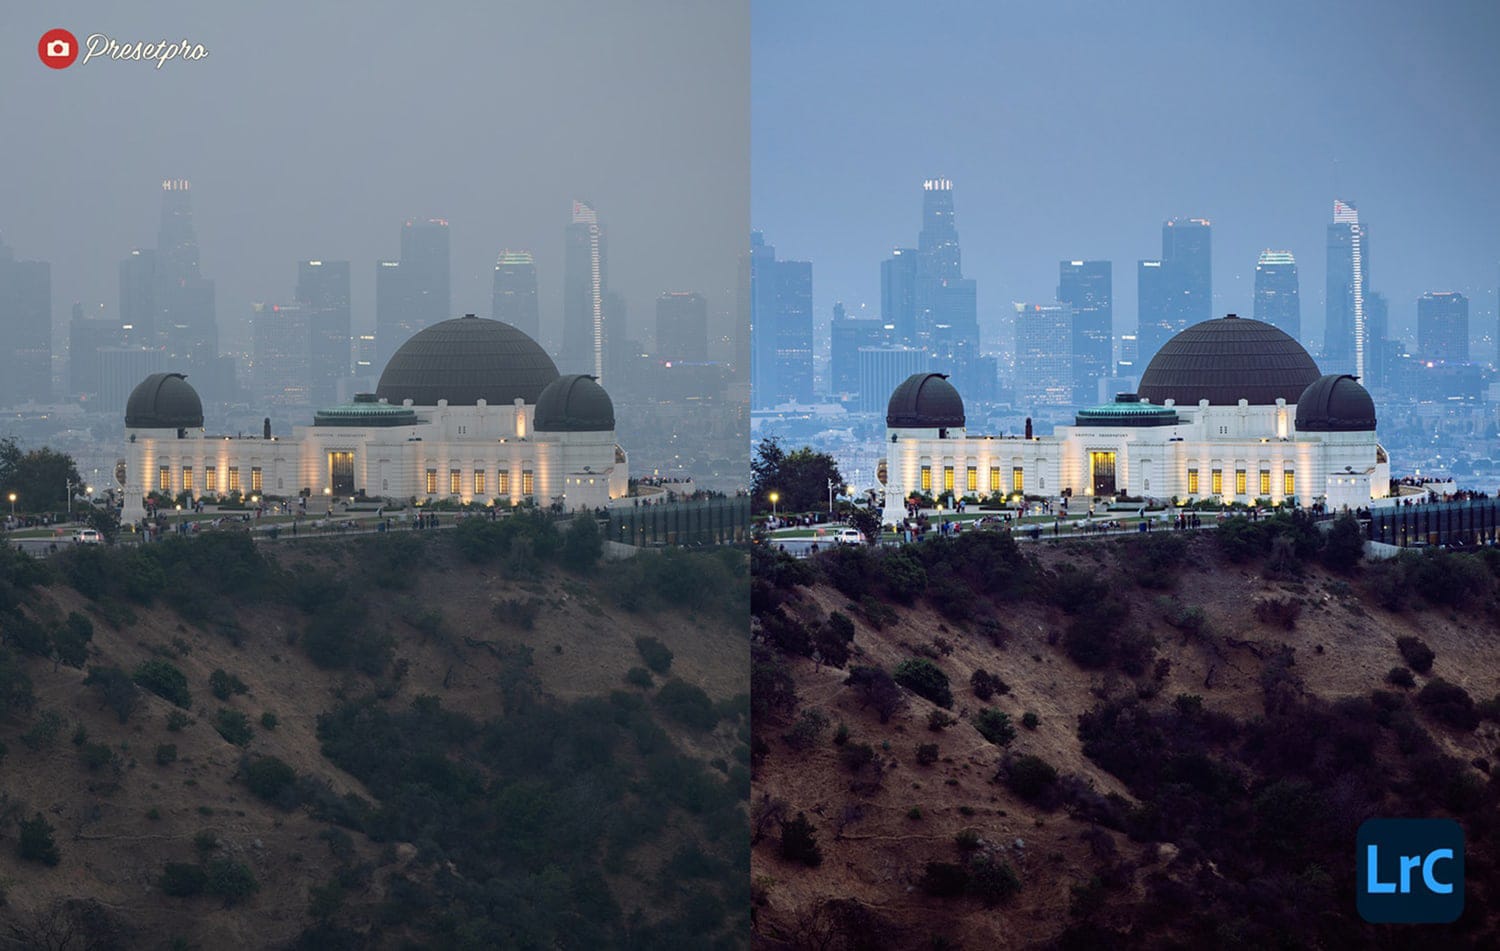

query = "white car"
[73,528,103,545]
[833,527,864,545]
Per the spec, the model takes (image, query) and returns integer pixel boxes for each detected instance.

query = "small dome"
[125,372,203,429]
[534,374,614,432]
[887,373,965,428]
[1295,374,1376,432]
[375,315,559,407]
[1138,314,1322,406]
[1075,393,1180,428]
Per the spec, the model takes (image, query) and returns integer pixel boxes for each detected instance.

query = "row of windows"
[1187,468,1294,497]
[424,469,530,497]
[158,466,257,494]
[918,465,1026,495]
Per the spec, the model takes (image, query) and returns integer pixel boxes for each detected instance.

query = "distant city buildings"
[655,291,709,363]
[296,259,351,408]
[563,201,607,380]
[376,217,450,370]
[1418,291,1469,364]
[857,346,928,414]
[491,250,539,341]
[0,236,52,406]
[1057,260,1112,405]
[1013,302,1073,408]
[1325,199,1367,379]
[830,302,887,397]
[749,231,813,407]
[251,302,311,406]
[1138,218,1211,360]
[1252,250,1300,341]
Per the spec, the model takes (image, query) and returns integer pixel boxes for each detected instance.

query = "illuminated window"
[450,469,461,494]
[1012,467,1024,493]
[205,466,217,492]
[1284,470,1295,497]
[474,470,486,495]
[251,467,263,492]
[1259,470,1270,496]
[1235,469,1247,495]
[498,471,510,495]
[920,466,932,491]
[158,466,170,491]
[943,466,954,492]
[1187,468,1199,494]
[1211,468,1223,495]
[989,466,1000,492]
[522,470,534,495]
[182,467,193,492]
[966,466,977,493]
[425,469,437,495]
[228,467,240,492]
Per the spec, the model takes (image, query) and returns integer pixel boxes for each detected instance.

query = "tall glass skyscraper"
[1418,291,1469,363]
[749,231,812,407]
[1137,218,1210,362]
[296,259,352,407]
[881,247,918,345]
[655,291,709,363]
[1325,199,1367,379]
[562,201,606,379]
[1057,260,1113,405]
[491,250,540,341]
[155,179,217,365]
[0,238,51,406]
[1137,259,1169,361]
[1014,302,1073,408]
[377,217,450,369]
[1252,250,1300,341]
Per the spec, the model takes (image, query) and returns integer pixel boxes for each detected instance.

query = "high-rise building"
[377,219,449,369]
[1325,199,1368,378]
[655,291,708,363]
[69,305,125,399]
[1252,250,1301,341]
[1057,261,1113,406]
[1364,290,1390,387]
[1162,217,1211,342]
[491,251,539,341]
[1014,302,1073,409]
[296,260,351,407]
[830,303,887,398]
[1418,291,1469,363]
[913,179,977,365]
[1137,259,1169,360]
[881,248,919,344]
[0,238,52,406]
[749,231,813,407]
[119,249,158,347]
[251,302,311,405]
[98,347,167,413]
[562,201,607,379]
[857,347,929,413]
[155,180,217,364]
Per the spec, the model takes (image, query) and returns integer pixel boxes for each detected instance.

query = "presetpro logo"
[36,30,208,70]
[38,28,79,69]
[1357,818,1464,924]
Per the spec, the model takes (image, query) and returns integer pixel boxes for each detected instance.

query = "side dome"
[375,314,559,406]
[125,372,204,429]
[887,373,965,428]
[1138,314,1321,406]
[1295,374,1376,432]
[534,374,614,432]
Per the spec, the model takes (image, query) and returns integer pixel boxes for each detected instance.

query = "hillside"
[751,519,1500,949]
[0,516,748,950]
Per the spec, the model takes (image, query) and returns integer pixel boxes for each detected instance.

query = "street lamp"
[66,479,75,516]
[769,490,779,520]
[6,492,14,517]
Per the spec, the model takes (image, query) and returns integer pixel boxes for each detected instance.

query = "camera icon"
[46,38,70,58]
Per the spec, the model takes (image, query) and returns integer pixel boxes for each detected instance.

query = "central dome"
[375,315,559,407]
[1137,314,1321,406]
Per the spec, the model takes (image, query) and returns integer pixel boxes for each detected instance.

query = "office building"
[492,251,539,341]
[749,231,813,407]
[654,291,708,364]
[1252,250,1300,341]
[1325,199,1368,378]
[857,346,928,414]
[881,248,919,344]
[1014,302,1073,409]
[296,260,352,408]
[0,239,52,406]
[1418,291,1469,364]
[376,218,449,369]
[1057,260,1113,406]
[831,303,888,398]
[562,201,606,379]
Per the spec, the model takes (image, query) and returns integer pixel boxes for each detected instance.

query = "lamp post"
[66,479,75,516]
[827,478,835,514]
[769,490,779,521]
[7,492,14,518]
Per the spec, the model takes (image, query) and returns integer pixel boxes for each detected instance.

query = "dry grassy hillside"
[0,520,749,950]
[751,525,1500,950]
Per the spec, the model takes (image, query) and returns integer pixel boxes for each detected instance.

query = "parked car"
[73,528,103,545]
[833,527,864,545]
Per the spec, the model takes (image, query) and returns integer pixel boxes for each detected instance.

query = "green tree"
[751,437,845,515]
[562,515,603,571]
[84,666,141,723]
[134,659,192,708]
[18,813,60,865]
[0,439,82,513]
[1323,511,1365,572]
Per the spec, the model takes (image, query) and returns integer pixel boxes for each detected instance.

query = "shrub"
[783,708,829,751]
[84,666,141,723]
[635,636,674,674]
[561,515,602,571]
[21,710,64,751]
[166,710,192,732]
[209,669,248,701]
[907,806,924,820]
[1322,512,1365,572]
[18,813,59,865]
[160,863,207,897]
[52,612,93,668]
[244,756,299,805]
[1254,597,1302,630]
[1385,667,1416,689]
[205,858,259,907]
[1396,636,1435,674]
[213,709,253,746]
[260,712,279,730]
[838,742,876,772]
[1022,711,1040,730]
[1417,679,1479,731]
[893,658,952,709]
[921,862,970,898]
[928,709,957,731]
[968,856,1022,906]
[80,742,116,771]
[916,742,940,766]
[655,680,719,730]
[625,667,654,689]
[881,549,928,603]
[974,709,1016,747]
[155,744,178,766]
[970,669,1008,701]
[845,666,901,723]
[780,812,822,867]
[1001,754,1060,806]
[133,659,192,709]
[814,612,857,668]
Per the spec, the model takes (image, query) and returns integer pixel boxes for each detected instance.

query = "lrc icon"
[1357,818,1464,923]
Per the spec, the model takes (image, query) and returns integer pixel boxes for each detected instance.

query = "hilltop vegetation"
[0,517,748,949]
[751,516,1500,949]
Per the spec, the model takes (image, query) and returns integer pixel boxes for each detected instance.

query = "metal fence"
[1367,499,1500,549]
[607,496,750,548]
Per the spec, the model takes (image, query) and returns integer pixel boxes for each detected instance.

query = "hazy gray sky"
[753,0,1500,354]
[4,0,748,356]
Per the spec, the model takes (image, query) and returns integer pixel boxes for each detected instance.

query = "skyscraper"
[749,231,813,407]
[1137,259,1169,360]
[377,219,450,370]
[655,291,709,363]
[119,249,158,347]
[1162,217,1211,340]
[1364,290,1390,387]
[155,180,217,364]
[491,251,539,341]
[913,179,977,363]
[562,201,607,379]
[1418,291,1469,363]
[297,260,352,407]
[0,237,51,406]
[1325,199,1368,378]
[1252,250,1301,341]
[881,248,919,345]
[251,302,311,405]
[69,304,124,399]
[830,302,887,398]
[857,347,929,413]
[1057,261,1113,405]
[1014,302,1073,409]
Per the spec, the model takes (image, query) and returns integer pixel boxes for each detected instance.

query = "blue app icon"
[1357,818,1464,924]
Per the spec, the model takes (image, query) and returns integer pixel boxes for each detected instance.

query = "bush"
[18,813,59,865]
[893,658,952,708]
[260,712,279,731]
[780,812,822,866]
[84,666,140,723]
[214,709,254,746]
[916,742,940,766]
[1417,679,1479,731]
[160,862,207,897]
[968,856,1022,906]
[838,742,876,772]
[921,862,970,898]
[133,659,192,709]
[624,667,654,689]
[1396,636,1435,674]
[844,666,901,723]
[1001,754,1060,806]
[205,857,259,906]
[783,708,829,751]
[1021,711,1040,730]
[1254,597,1302,630]
[155,743,178,766]
[562,515,603,571]
[21,710,64,751]
[635,636,674,674]
[970,669,1008,701]
[52,612,93,668]
[166,710,191,732]
[974,709,1016,747]
[655,680,719,730]
[1323,512,1365,572]
[1385,667,1416,689]
[245,756,299,805]
[928,709,957,731]
[209,669,248,701]
[814,611,857,668]
[80,742,116,771]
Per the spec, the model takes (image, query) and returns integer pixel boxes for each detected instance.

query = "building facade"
[1252,250,1300,341]
[1417,291,1469,364]
[492,251,540,342]
[1057,260,1113,405]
